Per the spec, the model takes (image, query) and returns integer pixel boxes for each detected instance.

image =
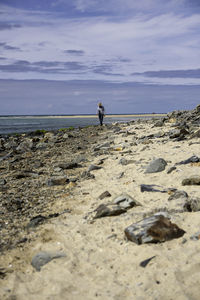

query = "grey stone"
[190,231,200,241]
[125,215,185,244]
[47,176,68,186]
[182,176,200,186]
[58,161,81,169]
[145,158,167,173]
[94,204,126,219]
[184,198,200,212]
[16,139,33,152]
[113,194,141,209]
[0,179,6,185]
[141,184,169,193]
[31,251,66,271]
[36,142,47,150]
[117,172,124,179]
[167,166,176,174]
[88,164,102,172]
[140,256,156,268]
[119,158,134,166]
[81,171,95,180]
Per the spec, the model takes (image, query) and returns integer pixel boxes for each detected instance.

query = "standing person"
[97,102,105,126]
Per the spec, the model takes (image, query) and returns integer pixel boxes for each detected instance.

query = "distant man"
[97,102,105,126]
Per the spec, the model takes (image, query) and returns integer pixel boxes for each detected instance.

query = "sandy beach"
[0,106,200,300]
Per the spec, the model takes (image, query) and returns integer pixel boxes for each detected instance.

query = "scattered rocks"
[31,251,66,271]
[145,158,167,173]
[125,214,185,244]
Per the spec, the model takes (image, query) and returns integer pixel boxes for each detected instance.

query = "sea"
[0,115,162,135]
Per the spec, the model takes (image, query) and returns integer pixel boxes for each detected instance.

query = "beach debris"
[145,158,167,173]
[176,155,200,165]
[113,193,141,209]
[98,191,112,200]
[125,214,185,244]
[31,251,66,271]
[140,256,156,268]
[182,176,200,186]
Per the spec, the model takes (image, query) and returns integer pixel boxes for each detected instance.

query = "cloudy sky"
[0,0,200,115]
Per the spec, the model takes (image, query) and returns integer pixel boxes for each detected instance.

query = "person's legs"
[98,113,103,125]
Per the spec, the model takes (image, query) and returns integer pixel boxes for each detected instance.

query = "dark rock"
[99,191,112,200]
[117,172,124,179]
[94,204,126,219]
[168,190,188,201]
[140,256,156,268]
[88,164,102,172]
[145,158,167,173]
[31,251,66,271]
[141,184,169,193]
[167,166,176,174]
[58,161,81,169]
[113,193,141,209]
[182,176,200,186]
[124,214,185,244]
[47,176,68,186]
[184,198,200,212]
[27,215,47,228]
[176,155,200,165]
[0,178,6,185]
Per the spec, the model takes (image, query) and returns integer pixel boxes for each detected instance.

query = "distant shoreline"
[0,114,167,119]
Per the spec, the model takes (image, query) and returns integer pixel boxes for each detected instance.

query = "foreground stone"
[31,251,66,271]
[145,158,167,173]
[113,193,141,209]
[125,214,185,244]
[94,204,126,219]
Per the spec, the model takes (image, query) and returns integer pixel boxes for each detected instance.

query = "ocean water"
[0,115,158,135]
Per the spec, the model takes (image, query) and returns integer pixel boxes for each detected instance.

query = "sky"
[0,0,200,115]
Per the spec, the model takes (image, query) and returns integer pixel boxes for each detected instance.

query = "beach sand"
[0,111,200,300]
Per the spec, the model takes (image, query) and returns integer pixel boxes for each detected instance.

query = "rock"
[99,191,112,200]
[88,164,102,172]
[145,158,167,173]
[167,166,176,174]
[190,129,200,138]
[140,256,156,268]
[81,171,95,180]
[94,204,126,219]
[124,214,185,244]
[117,172,124,179]
[31,251,66,271]
[93,142,111,151]
[176,155,200,165]
[27,215,47,228]
[190,231,200,241]
[182,176,200,186]
[0,179,6,185]
[141,184,169,193]
[58,161,81,169]
[35,142,47,150]
[184,198,200,212]
[168,190,188,201]
[119,158,134,166]
[47,176,68,186]
[113,194,141,209]
[16,139,33,152]
[154,119,164,127]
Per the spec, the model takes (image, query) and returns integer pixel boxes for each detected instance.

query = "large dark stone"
[125,214,185,244]
[176,155,200,165]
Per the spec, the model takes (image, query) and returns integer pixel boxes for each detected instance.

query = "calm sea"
[0,115,160,135]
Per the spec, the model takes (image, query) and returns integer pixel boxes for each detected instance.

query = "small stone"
[140,184,168,193]
[88,164,102,172]
[168,190,188,201]
[99,191,112,200]
[145,158,167,173]
[167,166,176,174]
[176,155,200,165]
[113,193,141,209]
[94,204,126,219]
[81,171,95,180]
[182,176,200,186]
[140,256,156,268]
[31,251,66,271]
[184,198,200,212]
[0,179,6,185]
[27,215,47,228]
[47,176,68,186]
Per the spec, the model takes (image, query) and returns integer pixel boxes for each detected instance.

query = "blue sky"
[0,0,200,114]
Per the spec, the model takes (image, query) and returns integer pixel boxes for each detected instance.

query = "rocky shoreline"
[1,105,200,299]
